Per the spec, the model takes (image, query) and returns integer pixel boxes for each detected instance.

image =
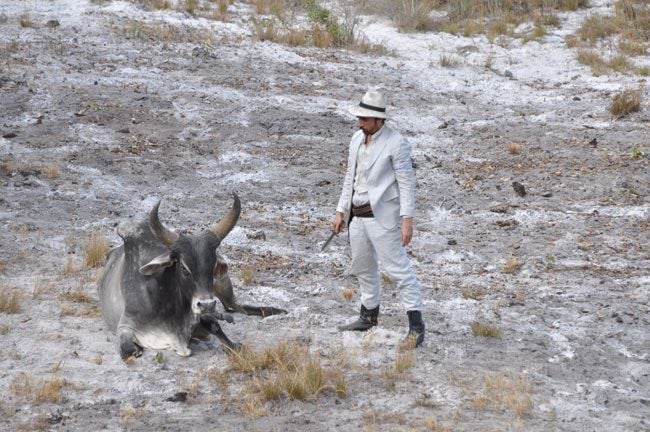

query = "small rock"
[512,181,526,197]
[117,128,130,134]
[489,203,509,213]
[573,96,581,101]
[246,230,266,241]
[46,20,60,28]
[315,180,330,187]
[542,192,553,198]
[166,391,187,402]
[447,239,457,245]
[2,132,17,138]
[589,138,597,147]
[504,70,514,79]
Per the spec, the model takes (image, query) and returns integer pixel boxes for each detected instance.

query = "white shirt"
[352,126,384,207]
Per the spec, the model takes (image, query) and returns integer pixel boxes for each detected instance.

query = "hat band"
[359,102,386,113]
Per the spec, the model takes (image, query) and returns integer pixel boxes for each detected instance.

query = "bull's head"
[138,194,240,315]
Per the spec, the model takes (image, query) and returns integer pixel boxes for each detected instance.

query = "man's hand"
[401,217,413,246]
[332,211,346,234]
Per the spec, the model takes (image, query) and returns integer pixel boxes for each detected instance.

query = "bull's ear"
[139,252,174,275]
[214,257,228,278]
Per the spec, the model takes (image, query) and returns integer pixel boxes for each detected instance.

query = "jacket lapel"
[364,127,387,171]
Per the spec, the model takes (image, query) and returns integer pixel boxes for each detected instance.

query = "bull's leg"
[238,305,287,317]
[214,267,287,317]
[199,314,241,351]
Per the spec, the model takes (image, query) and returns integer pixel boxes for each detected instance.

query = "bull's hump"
[117,219,147,240]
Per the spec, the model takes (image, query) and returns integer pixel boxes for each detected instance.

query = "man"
[332,89,425,347]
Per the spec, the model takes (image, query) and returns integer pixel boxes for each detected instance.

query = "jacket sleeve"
[392,136,415,218]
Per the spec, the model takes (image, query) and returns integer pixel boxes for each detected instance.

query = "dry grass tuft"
[223,341,347,414]
[469,373,533,417]
[207,366,231,388]
[378,0,438,33]
[576,49,608,76]
[571,1,650,74]
[471,321,502,338]
[122,19,215,46]
[608,87,642,118]
[501,255,520,273]
[0,260,6,274]
[0,325,10,335]
[462,288,486,300]
[59,284,93,304]
[10,374,71,404]
[39,165,60,179]
[32,278,55,299]
[83,232,109,268]
[0,285,22,313]
[506,143,521,154]
[19,14,35,28]
[440,53,459,67]
[240,265,256,285]
[63,255,76,276]
[340,287,355,301]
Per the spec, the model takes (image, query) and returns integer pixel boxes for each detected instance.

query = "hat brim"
[348,105,388,119]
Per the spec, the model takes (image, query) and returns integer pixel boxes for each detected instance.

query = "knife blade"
[320,231,337,252]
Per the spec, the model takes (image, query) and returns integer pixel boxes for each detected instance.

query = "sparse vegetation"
[220,341,347,415]
[340,287,355,300]
[471,321,502,338]
[440,53,459,67]
[0,286,22,313]
[462,288,486,300]
[10,373,71,404]
[501,255,520,273]
[122,19,215,45]
[240,265,256,285]
[19,13,35,28]
[506,142,521,154]
[377,0,437,33]
[39,165,60,179]
[83,232,109,268]
[59,284,93,304]
[570,0,650,75]
[33,278,55,299]
[576,49,608,76]
[468,373,533,417]
[630,147,645,159]
[608,87,642,118]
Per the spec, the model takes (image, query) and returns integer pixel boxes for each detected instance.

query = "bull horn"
[149,201,179,247]
[211,193,241,240]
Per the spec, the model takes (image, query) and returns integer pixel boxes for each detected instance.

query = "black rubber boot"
[404,310,425,347]
[338,304,379,331]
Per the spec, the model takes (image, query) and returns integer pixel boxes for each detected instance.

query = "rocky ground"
[0,1,648,431]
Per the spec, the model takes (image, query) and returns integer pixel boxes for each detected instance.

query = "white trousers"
[349,216,423,312]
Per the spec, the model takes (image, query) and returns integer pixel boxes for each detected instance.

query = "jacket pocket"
[382,183,399,201]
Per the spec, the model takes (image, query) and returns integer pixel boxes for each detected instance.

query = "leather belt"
[352,203,374,218]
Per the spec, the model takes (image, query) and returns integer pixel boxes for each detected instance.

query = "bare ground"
[0,1,648,431]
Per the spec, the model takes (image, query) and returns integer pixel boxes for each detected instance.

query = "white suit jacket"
[336,125,416,230]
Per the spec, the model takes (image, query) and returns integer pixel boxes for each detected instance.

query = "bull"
[98,194,285,360]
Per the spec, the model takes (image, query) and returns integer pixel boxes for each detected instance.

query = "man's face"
[357,117,383,136]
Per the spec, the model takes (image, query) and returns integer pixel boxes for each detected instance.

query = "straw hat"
[348,90,388,119]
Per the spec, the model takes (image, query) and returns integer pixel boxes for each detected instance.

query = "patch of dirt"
[0,1,648,431]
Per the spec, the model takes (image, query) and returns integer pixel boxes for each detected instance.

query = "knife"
[320,231,337,252]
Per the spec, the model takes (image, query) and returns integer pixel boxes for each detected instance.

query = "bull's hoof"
[119,337,143,361]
